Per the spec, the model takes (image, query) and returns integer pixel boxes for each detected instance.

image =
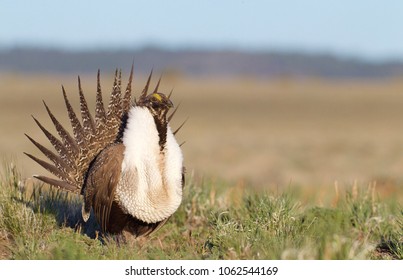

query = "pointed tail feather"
[140,69,153,99]
[42,101,79,156]
[173,117,188,135]
[168,101,181,122]
[25,133,72,174]
[95,69,107,130]
[24,152,74,185]
[78,76,96,136]
[33,175,78,193]
[168,88,174,99]
[105,69,123,138]
[153,76,162,93]
[122,64,134,113]
[61,86,87,150]
[31,115,75,167]
[107,69,122,118]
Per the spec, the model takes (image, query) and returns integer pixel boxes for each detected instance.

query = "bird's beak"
[166,98,174,108]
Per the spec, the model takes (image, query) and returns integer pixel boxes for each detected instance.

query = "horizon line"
[1,44,402,65]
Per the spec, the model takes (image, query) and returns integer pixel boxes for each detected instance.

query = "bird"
[25,66,185,238]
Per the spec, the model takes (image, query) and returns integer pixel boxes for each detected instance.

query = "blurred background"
[1,0,403,200]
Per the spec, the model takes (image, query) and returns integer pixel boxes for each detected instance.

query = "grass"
[0,163,401,260]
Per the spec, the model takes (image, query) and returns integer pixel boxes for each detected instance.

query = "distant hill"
[1,47,403,78]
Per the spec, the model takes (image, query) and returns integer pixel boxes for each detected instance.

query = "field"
[0,72,402,259]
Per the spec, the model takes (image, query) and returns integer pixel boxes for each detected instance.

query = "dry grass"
[1,72,403,204]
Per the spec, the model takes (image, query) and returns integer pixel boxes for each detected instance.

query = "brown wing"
[83,143,125,233]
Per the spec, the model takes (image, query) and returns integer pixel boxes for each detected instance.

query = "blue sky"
[1,0,403,61]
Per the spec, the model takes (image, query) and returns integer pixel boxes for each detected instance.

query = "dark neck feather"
[116,112,129,143]
[151,109,169,151]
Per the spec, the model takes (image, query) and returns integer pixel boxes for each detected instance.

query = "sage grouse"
[25,67,185,237]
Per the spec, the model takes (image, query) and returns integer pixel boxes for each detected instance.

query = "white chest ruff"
[116,107,183,223]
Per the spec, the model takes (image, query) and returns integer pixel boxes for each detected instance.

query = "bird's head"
[137,92,173,119]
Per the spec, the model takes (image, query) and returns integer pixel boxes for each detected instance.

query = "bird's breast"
[117,106,183,223]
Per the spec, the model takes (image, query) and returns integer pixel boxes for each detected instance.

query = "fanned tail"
[25,69,134,193]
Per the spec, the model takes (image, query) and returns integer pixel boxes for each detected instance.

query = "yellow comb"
[152,93,163,102]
